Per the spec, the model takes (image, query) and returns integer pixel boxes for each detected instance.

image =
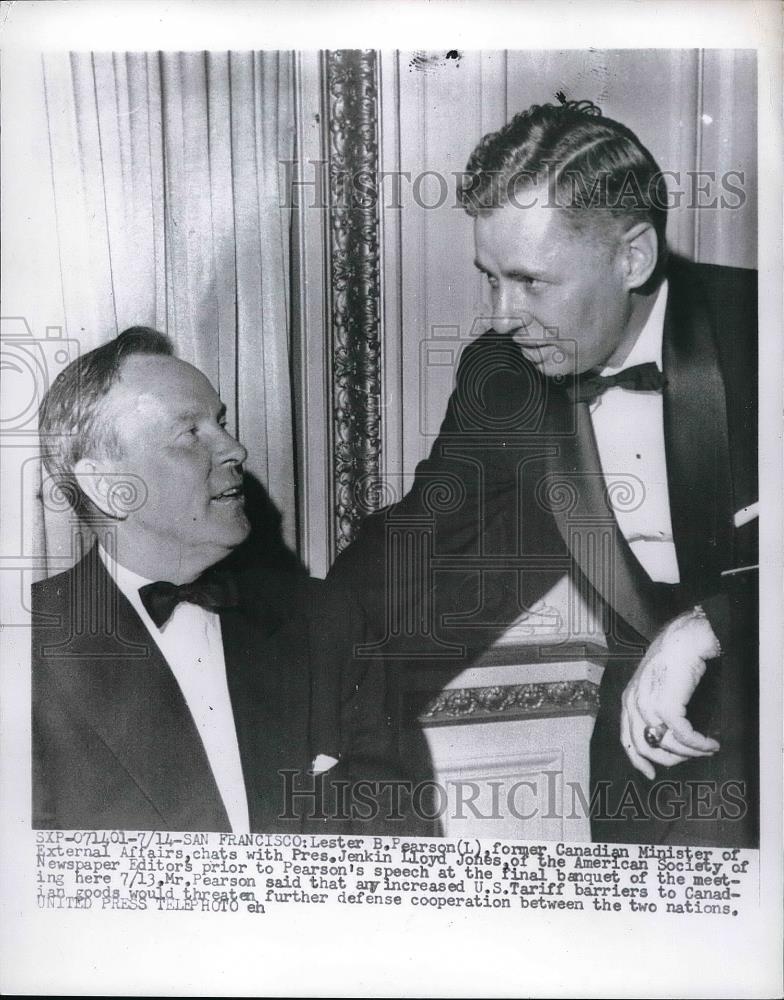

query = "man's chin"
[228,513,252,546]
[208,505,251,548]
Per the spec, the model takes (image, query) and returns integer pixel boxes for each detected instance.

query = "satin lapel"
[60,552,229,830]
[221,590,311,832]
[542,390,674,644]
[663,269,734,597]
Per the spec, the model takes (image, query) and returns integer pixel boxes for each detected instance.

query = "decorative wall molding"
[324,50,383,555]
[411,679,601,726]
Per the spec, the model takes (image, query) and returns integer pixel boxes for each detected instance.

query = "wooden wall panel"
[698,49,757,268]
[394,51,508,491]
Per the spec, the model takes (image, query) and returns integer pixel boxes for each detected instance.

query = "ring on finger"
[643,723,668,749]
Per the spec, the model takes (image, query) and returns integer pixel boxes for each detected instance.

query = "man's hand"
[620,607,721,779]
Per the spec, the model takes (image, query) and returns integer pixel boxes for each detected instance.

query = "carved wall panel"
[324,50,383,555]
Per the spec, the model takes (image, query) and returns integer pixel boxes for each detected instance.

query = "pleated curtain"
[37,50,296,574]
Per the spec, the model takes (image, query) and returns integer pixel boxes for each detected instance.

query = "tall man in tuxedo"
[33,327,397,832]
[330,101,758,847]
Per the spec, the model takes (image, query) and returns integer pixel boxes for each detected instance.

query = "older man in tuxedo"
[33,327,398,833]
[329,101,758,847]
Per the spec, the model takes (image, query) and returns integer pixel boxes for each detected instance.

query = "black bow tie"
[565,361,667,404]
[138,571,240,628]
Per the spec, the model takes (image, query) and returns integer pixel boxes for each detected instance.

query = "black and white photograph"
[1,1,781,996]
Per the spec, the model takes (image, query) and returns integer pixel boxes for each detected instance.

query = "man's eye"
[485,274,499,289]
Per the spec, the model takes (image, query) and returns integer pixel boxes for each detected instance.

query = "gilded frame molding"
[324,49,383,556]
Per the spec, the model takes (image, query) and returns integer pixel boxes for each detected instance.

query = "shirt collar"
[97,544,154,600]
[600,279,669,376]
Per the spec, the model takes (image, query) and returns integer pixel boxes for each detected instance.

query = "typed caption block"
[34,830,757,918]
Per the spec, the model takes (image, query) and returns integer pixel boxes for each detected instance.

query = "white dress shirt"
[588,281,681,584]
[98,547,250,832]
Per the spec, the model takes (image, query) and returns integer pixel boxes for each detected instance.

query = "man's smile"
[210,483,245,504]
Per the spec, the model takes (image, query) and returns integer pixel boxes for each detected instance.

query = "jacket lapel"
[662,263,734,598]
[221,572,312,831]
[542,389,673,644]
[60,551,230,830]
[542,265,735,641]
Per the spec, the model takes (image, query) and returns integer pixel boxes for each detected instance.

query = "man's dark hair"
[458,99,668,282]
[38,326,174,515]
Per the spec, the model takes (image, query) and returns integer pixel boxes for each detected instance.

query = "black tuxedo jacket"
[32,546,399,833]
[329,257,758,846]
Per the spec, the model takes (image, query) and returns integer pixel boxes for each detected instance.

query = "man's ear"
[73,457,126,520]
[621,222,658,290]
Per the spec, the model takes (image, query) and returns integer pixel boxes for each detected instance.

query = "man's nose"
[492,312,530,336]
[491,286,531,335]
[217,428,247,467]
